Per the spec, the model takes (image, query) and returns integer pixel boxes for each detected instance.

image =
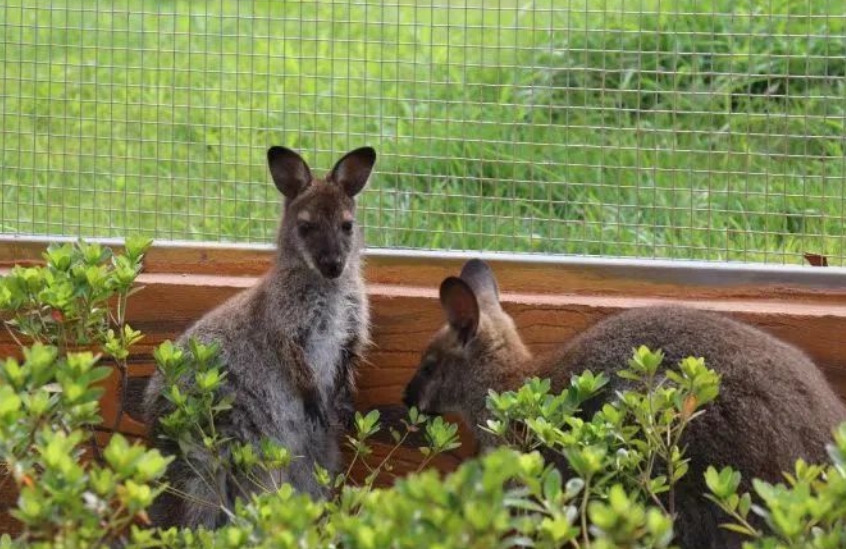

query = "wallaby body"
[143,146,376,529]
[403,259,846,549]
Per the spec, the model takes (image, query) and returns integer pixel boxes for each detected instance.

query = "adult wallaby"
[143,146,375,529]
[403,259,846,549]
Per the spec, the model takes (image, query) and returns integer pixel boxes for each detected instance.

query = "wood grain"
[3,235,845,300]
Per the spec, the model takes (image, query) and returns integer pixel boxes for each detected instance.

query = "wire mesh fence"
[1,0,845,265]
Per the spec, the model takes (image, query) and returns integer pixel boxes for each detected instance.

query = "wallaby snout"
[402,375,423,410]
[318,254,344,279]
[401,388,415,409]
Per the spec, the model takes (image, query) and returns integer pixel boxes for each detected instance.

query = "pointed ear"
[459,259,500,310]
[329,146,376,198]
[268,146,312,199]
[439,276,479,345]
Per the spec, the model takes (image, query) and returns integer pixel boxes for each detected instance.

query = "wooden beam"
[2,235,845,300]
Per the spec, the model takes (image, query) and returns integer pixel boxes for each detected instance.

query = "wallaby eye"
[298,222,314,237]
[341,221,353,234]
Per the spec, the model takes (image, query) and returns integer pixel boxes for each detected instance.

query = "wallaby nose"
[318,256,344,279]
[402,386,418,410]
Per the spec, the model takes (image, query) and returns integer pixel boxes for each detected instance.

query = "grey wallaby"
[403,258,846,549]
[143,146,376,529]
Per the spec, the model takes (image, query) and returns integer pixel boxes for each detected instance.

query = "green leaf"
[0,283,12,309]
[43,243,74,271]
[617,369,641,381]
[719,522,758,535]
[543,468,562,501]
[78,240,109,265]
[0,385,22,418]
[13,490,43,521]
[134,450,173,482]
[103,433,132,473]
[124,236,154,262]
[540,515,579,542]
[84,265,109,289]
[564,477,585,499]
[90,468,116,496]
[738,492,752,518]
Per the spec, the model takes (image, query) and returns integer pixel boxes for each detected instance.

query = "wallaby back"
[403,260,846,549]
[143,146,376,529]
[543,305,846,549]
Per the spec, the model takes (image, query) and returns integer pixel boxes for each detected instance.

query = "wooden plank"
[2,235,845,301]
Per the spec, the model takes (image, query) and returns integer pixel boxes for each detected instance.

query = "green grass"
[1,0,845,264]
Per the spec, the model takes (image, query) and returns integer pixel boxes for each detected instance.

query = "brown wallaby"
[143,146,375,529]
[403,258,846,549]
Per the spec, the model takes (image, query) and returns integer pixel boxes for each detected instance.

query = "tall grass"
[1,0,844,264]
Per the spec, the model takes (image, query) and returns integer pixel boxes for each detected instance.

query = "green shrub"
[0,240,171,547]
[485,348,720,516]
[0,237,152,435]
[705,423,846,548]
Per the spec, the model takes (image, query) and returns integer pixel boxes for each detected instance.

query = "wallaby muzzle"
[317,255,344,279]
[401,388,416,410]
[402,374,426,411]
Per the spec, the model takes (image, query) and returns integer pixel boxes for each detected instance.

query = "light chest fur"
[303,287,359,396]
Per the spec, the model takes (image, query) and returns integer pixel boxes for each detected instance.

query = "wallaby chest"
[300,287,357,393]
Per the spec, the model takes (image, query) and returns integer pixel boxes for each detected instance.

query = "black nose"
[318,257,343,279]
[402,386,417,410]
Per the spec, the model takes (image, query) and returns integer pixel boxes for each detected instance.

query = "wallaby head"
[403,259,531,423]
[268,146,376,279]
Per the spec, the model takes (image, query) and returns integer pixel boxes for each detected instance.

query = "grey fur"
[143,147,375,529]
[403,259,846,549]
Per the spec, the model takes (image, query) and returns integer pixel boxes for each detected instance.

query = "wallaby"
[403,259,846,549]
[143,146,375,529]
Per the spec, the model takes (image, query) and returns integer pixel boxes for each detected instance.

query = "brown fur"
[403,259,846,549]
[143,146,375,528]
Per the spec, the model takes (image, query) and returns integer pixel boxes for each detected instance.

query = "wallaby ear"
[459,259,500,310]
[328,146,376,198]
[267,146,312,199]
[439,276,479,345]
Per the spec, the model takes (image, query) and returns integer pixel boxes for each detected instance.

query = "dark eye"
[298,222,314,237]
[341,221,353,234]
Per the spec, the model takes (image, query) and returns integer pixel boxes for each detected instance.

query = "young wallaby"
[143,146,376,529]
[403,259,846,549]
